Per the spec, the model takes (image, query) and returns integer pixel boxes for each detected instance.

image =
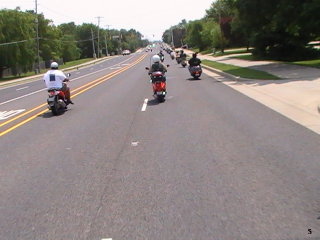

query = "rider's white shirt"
[43,70,67,89]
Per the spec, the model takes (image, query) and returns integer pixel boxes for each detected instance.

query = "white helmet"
[50,62,59,69]
[152,55,160,63]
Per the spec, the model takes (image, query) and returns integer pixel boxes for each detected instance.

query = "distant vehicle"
[122,50,131,55]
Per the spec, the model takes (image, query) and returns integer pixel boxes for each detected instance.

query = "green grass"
[60,58,94,69]
[0,58,95,82]
[212,49,251,57]
[289,59,320,68]
[231,54,265,61]
[190,48,200,53]
[199,49,213,55]
[202,59,280,80]
[232,53,320,69]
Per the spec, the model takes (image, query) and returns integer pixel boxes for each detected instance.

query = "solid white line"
[16,86,29,91]
[0,88,46,106]
[141,98,148,111]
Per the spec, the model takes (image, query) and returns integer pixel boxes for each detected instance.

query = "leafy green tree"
[211,23,228,52]
[0,9,35,77]
[76,23,97,58]
[236,0,320,60]
[58,22,80,62]
[60,35,80,62]
[38,13,62,61]
[185,20,204,50]
[205,0,236,47]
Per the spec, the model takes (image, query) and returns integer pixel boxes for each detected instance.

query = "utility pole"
[105,25,111,56]
[95,16,103,58]
[171,28,174,48]
[35,0,40,73]
[91,28,96,59]
[104,35,108,57]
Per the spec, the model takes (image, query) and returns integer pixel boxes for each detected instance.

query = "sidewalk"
[184,49,320,134]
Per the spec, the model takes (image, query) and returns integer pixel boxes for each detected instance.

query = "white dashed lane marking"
[16,86,29,91]
[141,98,148,112]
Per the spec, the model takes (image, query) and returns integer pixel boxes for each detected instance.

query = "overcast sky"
[1,0,214,41]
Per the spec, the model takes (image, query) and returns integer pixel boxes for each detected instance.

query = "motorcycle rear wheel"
[157,95,165,102]
[51,102,59,115]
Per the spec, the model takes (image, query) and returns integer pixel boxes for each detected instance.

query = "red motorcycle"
[47,74,71,115]
[145,68,168,102]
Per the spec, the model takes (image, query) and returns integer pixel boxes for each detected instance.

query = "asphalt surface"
[1,49,320,240]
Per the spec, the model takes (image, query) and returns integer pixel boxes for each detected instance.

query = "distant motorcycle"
[189,65,202,79]
[47,73,71,115]
[176,56,181,64]
[170,52,175,60]
[181,59,187,67]
[159,54,164,62]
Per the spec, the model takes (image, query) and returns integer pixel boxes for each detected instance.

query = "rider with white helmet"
[148,55,167,75]
[43,61,73,105]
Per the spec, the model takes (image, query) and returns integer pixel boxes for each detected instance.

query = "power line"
[0,37,97,47]
[0,39,36,46]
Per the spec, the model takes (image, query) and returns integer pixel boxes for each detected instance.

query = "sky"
[0,0,214,41]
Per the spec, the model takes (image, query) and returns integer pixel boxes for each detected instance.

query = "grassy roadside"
[212,49,251,57]
[231,55,267,61]
[288,59,320,68]
[232,54,320,69]
[191,48,251,56]
[202,59,280,80]
[60,58,94,69]
[0,58,95,82]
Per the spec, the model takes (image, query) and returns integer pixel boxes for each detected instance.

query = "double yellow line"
[0,54,147,137]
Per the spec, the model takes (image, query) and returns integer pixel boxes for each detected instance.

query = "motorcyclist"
[149,55,167,73]
[188,53,202,67]
[170,51,175,60]
[158,50,164,62]
[43,62,73,105]
[148,55,167,81]
[180,50,187,61]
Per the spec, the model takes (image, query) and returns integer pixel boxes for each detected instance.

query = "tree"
[185,21,204,50]
[205,0,236,47]
[58,22,80,62]
[37,14,62,62]
[236,0,320,60]
[76,23,97,58]
[0,9,35,77]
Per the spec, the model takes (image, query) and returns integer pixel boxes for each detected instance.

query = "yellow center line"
[0,54,147,137]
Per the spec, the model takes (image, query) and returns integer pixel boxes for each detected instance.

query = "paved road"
[1,49,320,240]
